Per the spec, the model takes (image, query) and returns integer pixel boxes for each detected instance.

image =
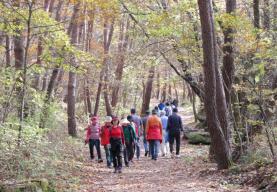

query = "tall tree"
[94,18,114,116]
[67,2,81,137]
[197,0,231,169]
[253,0,260,28]
[222,0,236,106]
[263,0,270,30]
[111,16,130,107]
[141,66,155,115]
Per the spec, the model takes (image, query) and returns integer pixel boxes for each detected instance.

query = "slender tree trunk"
[67,2,81,137]
[198,0,231,169]
[111,16,129,107]
[263,0,270,30]
[253,0,260,28]
[161,84,167,102]
[13,0,24,119]
[84,77,92,115]
[5,35,11,67]
[94,19,114,116]
[33,0,54,90]
[156,72,161,100]
[141,67,155,115]
[222,0,236,107]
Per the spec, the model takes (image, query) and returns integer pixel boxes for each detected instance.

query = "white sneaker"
[176,154,180,158]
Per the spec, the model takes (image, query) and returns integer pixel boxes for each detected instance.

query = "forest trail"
[75,108,254,192]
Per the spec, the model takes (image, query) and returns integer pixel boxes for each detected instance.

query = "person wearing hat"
[146,110,163,160]
[110,116,124,173]
[121,117,137,167]
[85,116,103,163]
[100,116,113,168]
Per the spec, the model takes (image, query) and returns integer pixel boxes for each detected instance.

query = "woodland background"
[0,0,276,191]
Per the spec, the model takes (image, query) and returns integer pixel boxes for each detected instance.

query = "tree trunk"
[84,77,92,115]
[161,84,167,102]
[253,0,260,28]
[156,72,161,100]
[5,35,11,67]
[222,0,236,107]
[263,0,270,30]
[111,16,129,107]
[67,2,80,137]
[94,19,114,115]
[13,0,24,119]
[141,67,155,115]
[33,0,54,90]
[198,0,231,169]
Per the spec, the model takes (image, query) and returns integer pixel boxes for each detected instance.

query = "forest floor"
[66,107,256,192]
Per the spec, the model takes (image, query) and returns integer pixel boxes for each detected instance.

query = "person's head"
[173,108,178,113]
[112,116,120,126]
[120,118,130,126]
[152,109,157,115]
[154,106,159,110]
[105,116,112,125]
[130,108,136,114]
[145,110,150,116]
[160,111,165,116]
[166,102,170,106]
[127,115,133,122]
[91,116,98,125]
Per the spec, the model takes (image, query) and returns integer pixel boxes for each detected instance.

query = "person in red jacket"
[100,116,113,168]
[110,116,125,173]
[146,110,163,161]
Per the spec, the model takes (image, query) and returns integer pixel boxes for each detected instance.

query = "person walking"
[110,117,125,173]
[158,101,165,111]
[130,108,142,160]
[165,102,172,117]
[85,116,103,163]
[146,110,163,160]
[167,108,183,158]
[100,116,113,168]
[141,110,150,157]
[160,111,169,157]
[121,118,137,167]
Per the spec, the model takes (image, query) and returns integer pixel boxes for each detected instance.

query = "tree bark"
[67,2,81,137]
[198,0,231,169]
[94,19,114,116]
[263,0,270,30]
[253,0,260,28]
[5,35,11,67]
[111,16,130,107]
[141,67,155,115]
[222,0,236,107]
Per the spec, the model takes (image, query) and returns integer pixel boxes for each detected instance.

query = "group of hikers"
[85,100,183,173]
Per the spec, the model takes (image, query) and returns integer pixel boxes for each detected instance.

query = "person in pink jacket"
[85,116,103,163]
[146,110,163,160]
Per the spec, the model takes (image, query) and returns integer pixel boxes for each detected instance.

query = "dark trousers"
[89,139,102,159]
[104,145,112,166]
[124,141,134,165]
[110,139,123,169]
[169,131,181,155]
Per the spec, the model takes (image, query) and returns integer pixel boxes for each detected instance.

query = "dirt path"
[77,108,254,192]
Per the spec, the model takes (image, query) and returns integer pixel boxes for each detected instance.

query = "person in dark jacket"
[167,108,183,158]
